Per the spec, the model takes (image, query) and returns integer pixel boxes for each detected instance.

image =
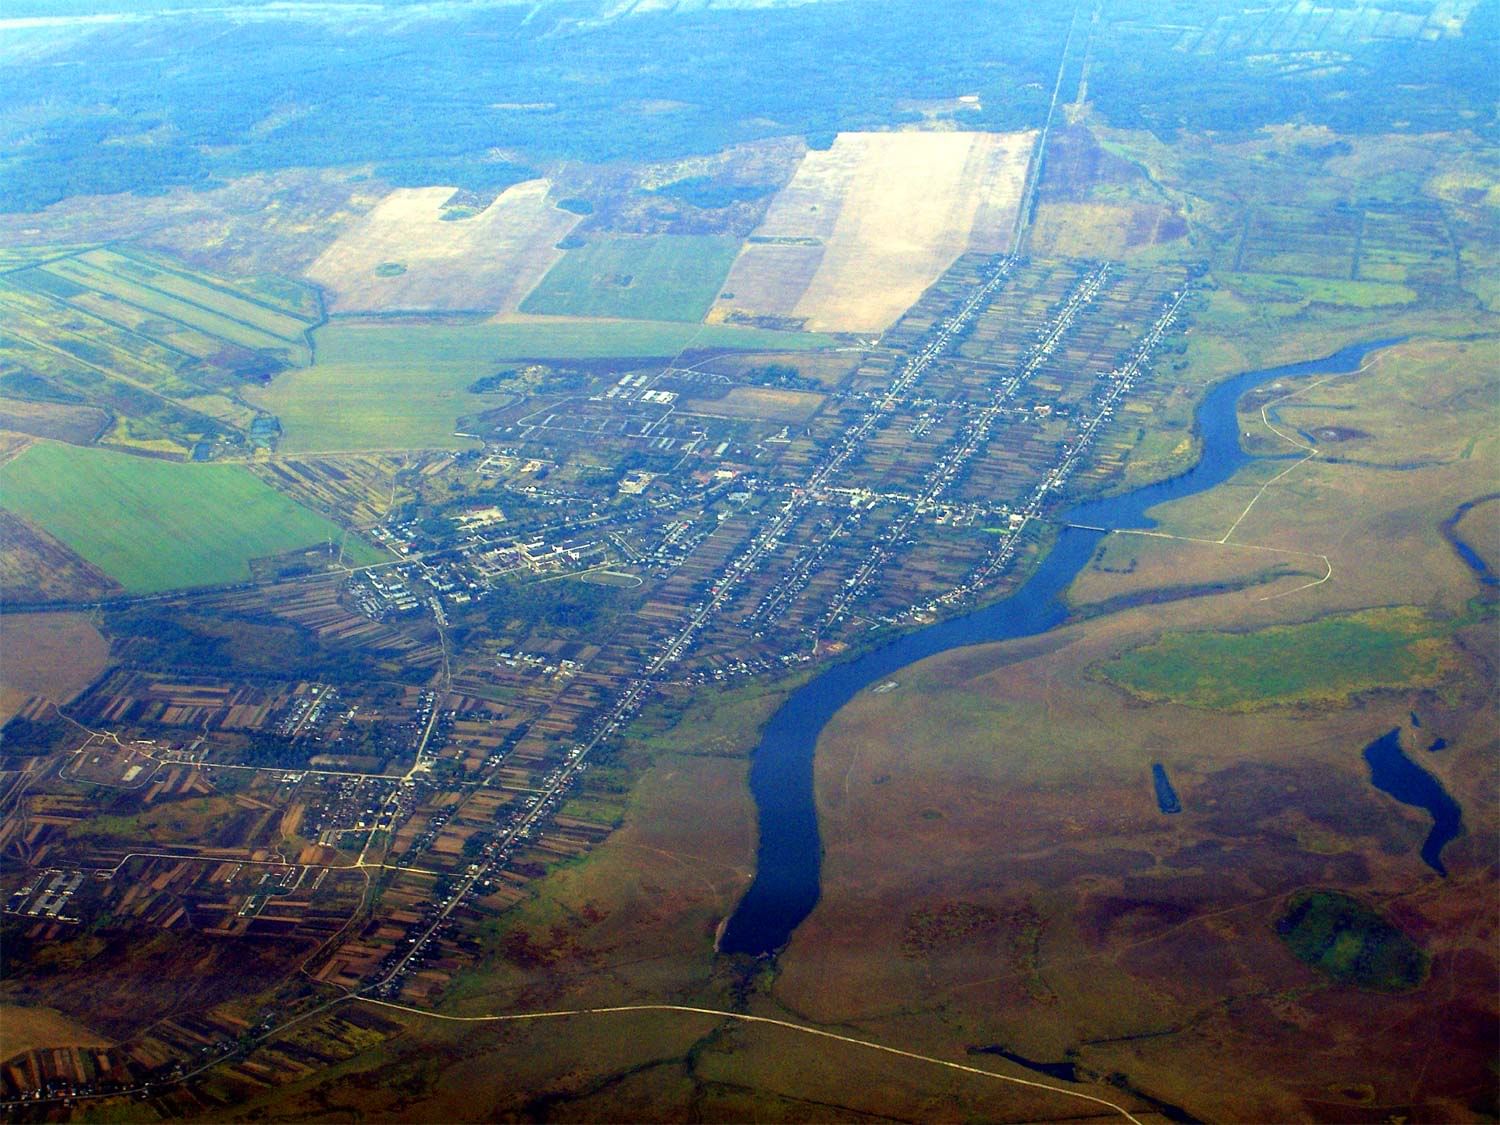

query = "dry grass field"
[1027,201,1187,260]
[715,131,1035,333]
[306,181,582,314]
[683,385,825,423]
[0,1005,113,1062]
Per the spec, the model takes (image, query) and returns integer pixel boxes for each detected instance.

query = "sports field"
[252,318,834,452]
[0,442,383,593]
[520,235,740,322]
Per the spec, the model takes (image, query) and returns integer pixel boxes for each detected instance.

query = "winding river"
[719,337,1402,957]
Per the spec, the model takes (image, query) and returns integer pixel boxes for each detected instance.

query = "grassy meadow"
[254,318,834,451]
[1094,606,1457,710]
[520,235,740,322]
[0,442,381,593]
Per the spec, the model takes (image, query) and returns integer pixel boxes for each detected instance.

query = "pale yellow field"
[714,131,1035,334]
[306,180,582,314]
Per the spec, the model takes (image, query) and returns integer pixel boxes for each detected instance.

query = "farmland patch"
[306,181,581,314]
[0,1005,113,1062]
[0,614,110,723]
[714,131,1035,333]
[0,442,382,593]
[520,235,739,322]
[0,246,319,456]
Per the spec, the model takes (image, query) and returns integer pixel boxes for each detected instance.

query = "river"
[718,337,1402,956]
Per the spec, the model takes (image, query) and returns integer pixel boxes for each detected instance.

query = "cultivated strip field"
[0,246,320,455]
[714,131,1035,333]
[306,181,583,314]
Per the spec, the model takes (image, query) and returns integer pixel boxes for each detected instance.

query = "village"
[0,251,1195,1107]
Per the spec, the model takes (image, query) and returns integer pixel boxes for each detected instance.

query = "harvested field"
[307,181,582,314]
[0,614,110,723]
[0,1005,113,1062]
[0,397,111,446]
[0,508,121,603]
[714,131,1034,334]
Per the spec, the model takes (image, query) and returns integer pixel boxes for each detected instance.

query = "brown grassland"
[773,333,1499,1121]
[0,613,110,724]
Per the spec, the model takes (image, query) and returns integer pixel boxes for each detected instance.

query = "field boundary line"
[358,997,1146,1124]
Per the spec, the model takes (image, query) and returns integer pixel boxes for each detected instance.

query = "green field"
[1095,606,1455,710]
[520,235,741,322]
[1222,272,1417,309]
[1275,891,1427,991]
[252,319,833,452]
[0,442,382,593]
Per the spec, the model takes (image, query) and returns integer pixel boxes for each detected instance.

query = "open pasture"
[251,319,832,452]
[715,131,1034,333]
[0,441,381,593]
[306,181,581,314]
[1027,200,1187,260]
[520,235,739,322]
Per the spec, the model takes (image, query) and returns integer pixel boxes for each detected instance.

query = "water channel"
[719,337,1402,956]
